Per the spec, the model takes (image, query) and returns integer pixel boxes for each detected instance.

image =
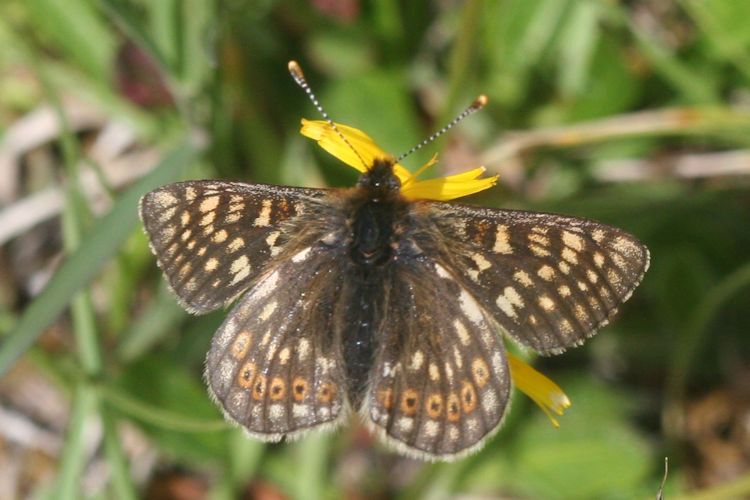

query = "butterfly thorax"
[348,158,407,267]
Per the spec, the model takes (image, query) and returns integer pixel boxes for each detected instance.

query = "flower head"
[300,119,497,201]
[300,118,570,426]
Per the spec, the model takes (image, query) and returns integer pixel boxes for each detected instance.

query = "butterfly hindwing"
[205,242,349,439]
[419,202,650,354]
[139,180,322,313]
[363,256,511,460]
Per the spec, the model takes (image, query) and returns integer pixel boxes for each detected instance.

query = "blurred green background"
[1,0,749,499]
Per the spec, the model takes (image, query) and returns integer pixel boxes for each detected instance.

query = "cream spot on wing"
[594,252,605,268]
[562,230,584,251]
[180,229,192,241]
[187,240,196,250]
[316,357,335,373]
[253,269,280,300]
[269,404,284,421]
[493,225,512,254]
[538,295,556,311]
[578,281,588,291]
[608,268,622,287]
[556,262,570,277]
[292,247,312,263]
[259,300,277,321]
[482,388,498,413]
[199,196,220,213]
[184,187,196,201]
[205,257,219,272]
[592,229,606,243]
[559,319,574,335]
[424,420,439,438]
[228,237,245,253]
[429,363,440,381]
[459,290,484,324]
[225,212,241,224]
[470,253,492,272]
[178,262,192,277]
[611,252,627,270]
[278,347,290,365]
[230,255,251,284]
[448,426,459,441]
[530,245,551,257]
[491,352,503,372]
[397,417,414,433]
[575,304,588,322]
[153,191,178,207]
[496,286,524,319]
[178,210,190,226]
[562,247,578,264]
[558,285,571,297]
[213,229,228,243]
[454,320,471,345]
[528,232,550,246]
[453,345,463,368]
[197,246,207,256]
[587,269,599,283]
[613,235,639,255]
[435,262,451,279]
[513,270,533,287]
[298,338,311,360]
[537,265,555,281]
[253,199,272,227]
[200,211,215,226]
[293,404,309,419]
[410,351,425,371]
[266,231,281,246]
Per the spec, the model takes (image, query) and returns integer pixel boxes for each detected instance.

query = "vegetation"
[1,0,749,498]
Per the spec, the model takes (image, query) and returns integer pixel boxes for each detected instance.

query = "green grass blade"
[0,138,203,377]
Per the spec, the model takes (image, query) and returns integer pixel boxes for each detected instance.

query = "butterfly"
[139,62,649,461]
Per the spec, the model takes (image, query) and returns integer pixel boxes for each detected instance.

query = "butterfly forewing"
[139,181,322,313]
[364,257,511,460]
[419,202,650,354]
[205,242,349,439]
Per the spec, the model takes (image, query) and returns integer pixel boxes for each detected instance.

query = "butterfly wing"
[363,257,511,460]
[139,180,323,313]
[205,241,349,440]
[417,202,650,354]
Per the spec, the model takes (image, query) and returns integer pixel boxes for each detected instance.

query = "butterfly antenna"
[396,94,488,164]
[288,61,369,169]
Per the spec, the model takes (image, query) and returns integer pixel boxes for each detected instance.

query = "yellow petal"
[300,119,390,173]
[508,352,571,427]
[401,167,498,201]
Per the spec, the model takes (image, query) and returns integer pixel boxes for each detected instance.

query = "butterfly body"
[140,156,649,460]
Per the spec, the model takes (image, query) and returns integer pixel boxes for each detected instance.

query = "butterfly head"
[356,158,402,194]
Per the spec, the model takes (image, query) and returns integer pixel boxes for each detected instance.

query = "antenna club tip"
[288,60,304,80]
[473,94,489,108]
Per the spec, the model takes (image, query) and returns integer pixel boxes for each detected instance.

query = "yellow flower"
[300,119,497,201]
[508,353,571,427]
[300,118,570,426]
